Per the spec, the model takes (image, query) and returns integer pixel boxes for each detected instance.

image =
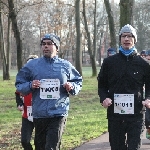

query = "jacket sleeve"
[97,58,109,103]
[15,64,33,95]
[15,91,23,107]
[67,63,83,96]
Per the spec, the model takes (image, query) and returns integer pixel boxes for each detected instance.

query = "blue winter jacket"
[15,56,82,118]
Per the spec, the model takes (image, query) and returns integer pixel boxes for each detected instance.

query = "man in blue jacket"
[15,33,83,150]
[98,24,150,150]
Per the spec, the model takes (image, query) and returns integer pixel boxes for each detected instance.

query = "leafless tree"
[120,0,134,28]
[75,0,82,76]
[104,0,117,49]
[0,0,11,80]
[8,0,23,71]
[82,0,97,77]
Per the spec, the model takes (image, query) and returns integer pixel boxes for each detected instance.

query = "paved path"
[74,129,150,150]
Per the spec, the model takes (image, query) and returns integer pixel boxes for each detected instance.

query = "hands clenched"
[63,82,73,92]
[142,99,150,108]
[32,80,40,89]
[18,105,23,111]
[102,98,112,108]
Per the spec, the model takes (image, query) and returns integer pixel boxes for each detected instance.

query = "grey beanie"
[26,55,38,63]
[41,33,60,50]
[119,24,137,43]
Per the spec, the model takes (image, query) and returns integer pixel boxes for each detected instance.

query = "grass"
[0,76,23,150]
[0,67,107,150]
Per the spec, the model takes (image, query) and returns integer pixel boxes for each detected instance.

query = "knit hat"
[119,24,137,43]
[26,55,38,63]
[107,48,116,57]
[140,50,146,56]
[41,33,60,50]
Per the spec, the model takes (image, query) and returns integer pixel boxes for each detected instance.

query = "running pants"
[108,119,144,150]
[34,116,67,150]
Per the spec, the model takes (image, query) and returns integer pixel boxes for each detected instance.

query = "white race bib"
[40,79,60,99]
[27,106,33,122]
[114,94,134,114]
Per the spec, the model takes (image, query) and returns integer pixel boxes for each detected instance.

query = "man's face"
[141,54,146,58]
[41,39,58,58]
[120,33,135,50]
[146,55,150,60]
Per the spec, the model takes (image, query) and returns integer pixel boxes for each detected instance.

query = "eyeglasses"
[41,41,55,46]
[121,35,133,38]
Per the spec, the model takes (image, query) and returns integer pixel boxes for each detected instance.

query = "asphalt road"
[74,129,150,150]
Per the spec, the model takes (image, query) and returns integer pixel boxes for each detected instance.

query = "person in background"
[97,24,150,150]
[145,50,150,60]
[15,55,38,150]
[143,50,150,139]
[145,98,150,139]
[107,48,117,57]
[15,33,83,150]
[140,50,147,58]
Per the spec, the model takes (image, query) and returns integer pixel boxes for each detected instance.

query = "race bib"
[40,79,60,99]
[114,94,134,114]
[27,106,33,122]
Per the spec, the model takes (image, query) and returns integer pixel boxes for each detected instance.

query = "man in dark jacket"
[98,24,150,150]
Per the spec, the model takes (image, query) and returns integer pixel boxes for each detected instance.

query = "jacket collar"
[43,55,58,61]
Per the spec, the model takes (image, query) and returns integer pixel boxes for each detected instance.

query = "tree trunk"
[82,0,97,77]
[8,0,22,71]
[104,0,117,50]
[4,16,11,80]
[120,0,134,28]
[0,2,9,80]
[92,0,97,77]
[75,0,82,76]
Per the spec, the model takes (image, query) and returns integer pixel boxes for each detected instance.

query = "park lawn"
[0,67,108,150]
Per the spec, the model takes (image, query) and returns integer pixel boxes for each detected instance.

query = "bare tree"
[0,1,10,80]
[93,0,97,76]
[8,0,23,71]
[75,0,82,76]
[0,0,137,75]
[5,16,11,80]
[82,0,97,77]
[104,0,117,49]
[134,0,150,51]
[120,0,134,27]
